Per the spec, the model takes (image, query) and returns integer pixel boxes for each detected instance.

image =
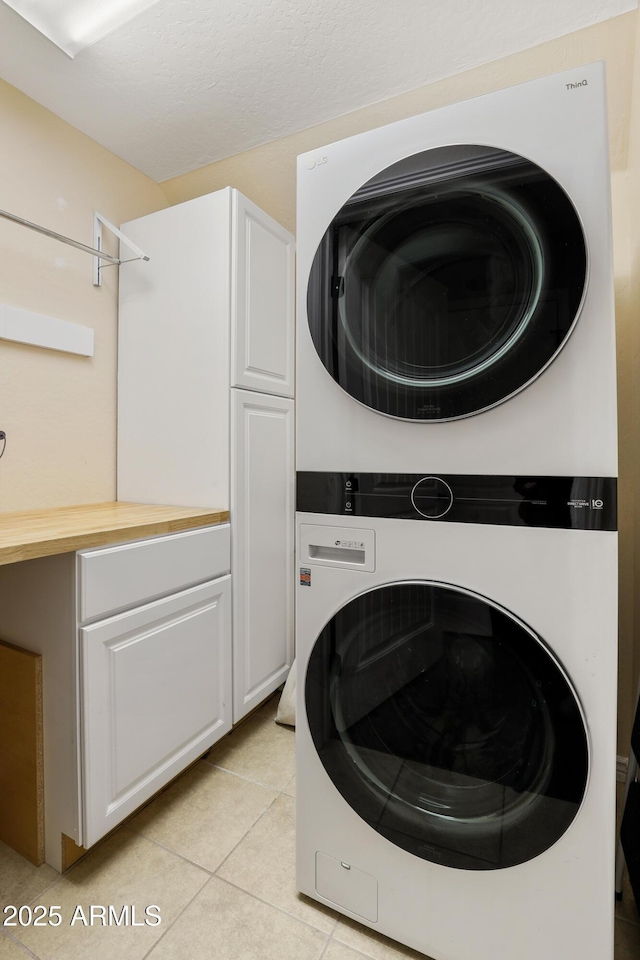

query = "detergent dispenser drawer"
[299,524,375,572]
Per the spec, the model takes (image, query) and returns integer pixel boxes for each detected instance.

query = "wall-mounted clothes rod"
[0,207,149,287]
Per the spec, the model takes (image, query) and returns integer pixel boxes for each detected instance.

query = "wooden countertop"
[0,502,229,566]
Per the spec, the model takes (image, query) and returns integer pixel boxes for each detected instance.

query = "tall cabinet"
[118,189,295,722]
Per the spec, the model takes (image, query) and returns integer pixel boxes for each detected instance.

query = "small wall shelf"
[0,303,94,356]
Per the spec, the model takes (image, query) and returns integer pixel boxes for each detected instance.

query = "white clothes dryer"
[295,472,617,960]
[296,62,616,476]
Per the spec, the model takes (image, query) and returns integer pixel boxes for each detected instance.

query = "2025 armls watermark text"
[3,905,161,927]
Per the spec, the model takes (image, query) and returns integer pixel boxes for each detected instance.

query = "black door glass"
[305,582,589,870]
[307,145,587,420]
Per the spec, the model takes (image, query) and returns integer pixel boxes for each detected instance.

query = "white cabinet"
[77,523,232,848]
[0,522,232,869]
[117,188,295,511]
[118,189,295,725]
[232,193,295,397]
[117,191,233,509]
[231,390,294,719]
[81,577,231,848]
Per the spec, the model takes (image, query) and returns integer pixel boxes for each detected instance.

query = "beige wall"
[0,78,167,512]
[163,11,639,750]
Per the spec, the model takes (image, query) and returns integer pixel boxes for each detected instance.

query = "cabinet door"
[231,191,295,397]
[232,390,294,721]
[80,577,231,849]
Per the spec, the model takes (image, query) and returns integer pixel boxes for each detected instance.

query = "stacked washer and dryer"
[294,62,618,960]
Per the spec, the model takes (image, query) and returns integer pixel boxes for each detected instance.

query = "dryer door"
[305,581,589,870]
[307,145,587,420]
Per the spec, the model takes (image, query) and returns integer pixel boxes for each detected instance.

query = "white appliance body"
[296,62,616,476]
[295,509,618,960]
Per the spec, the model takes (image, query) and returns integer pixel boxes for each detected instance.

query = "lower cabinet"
[0,522,233,870]
[80,576,231,848]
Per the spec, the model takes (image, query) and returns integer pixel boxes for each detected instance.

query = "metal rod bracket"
[0,205,149,287]
[93,211,149,287]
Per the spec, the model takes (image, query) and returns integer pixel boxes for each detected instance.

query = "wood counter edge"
[0,505,230,566]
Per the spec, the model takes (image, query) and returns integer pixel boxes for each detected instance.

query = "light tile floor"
[0,693,639,960]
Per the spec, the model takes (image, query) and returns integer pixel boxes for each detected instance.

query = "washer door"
[307,145,587,420]
[305,582,589,870]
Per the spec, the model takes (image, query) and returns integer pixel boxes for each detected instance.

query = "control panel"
[296,472,617,531]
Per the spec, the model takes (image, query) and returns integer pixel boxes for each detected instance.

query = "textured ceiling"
[0,0,636,181]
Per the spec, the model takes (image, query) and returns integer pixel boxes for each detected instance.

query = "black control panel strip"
[297,472,617,531]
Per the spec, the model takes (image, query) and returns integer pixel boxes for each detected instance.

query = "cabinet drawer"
[77,524,230,623]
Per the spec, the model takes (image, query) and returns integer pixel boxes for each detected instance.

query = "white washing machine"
[295,474,618,960]
[296,62,616,476]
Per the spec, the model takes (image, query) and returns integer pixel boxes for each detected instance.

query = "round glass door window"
[305,582,589,870]
[307,145,587,420]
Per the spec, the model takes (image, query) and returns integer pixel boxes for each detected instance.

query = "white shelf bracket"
[0,206,149,286]
[93,211,149,287]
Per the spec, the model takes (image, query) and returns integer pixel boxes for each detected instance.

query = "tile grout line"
[21,811,217,909]
[138,874,219,960]
[128,757,289,873]
[316,935,332,959]
[130,787,282,877]
[129,762,337,941]
[126,747,286,851]
[211,792,282,877]
[116,826,219,876]
[199,758,292,792]
[1,927,43,960]
[4,710,296,958]
[24,872,71,911]
[212,874,336,940]
[211,736,303,923]
[143,707,285,958]
[19,823,212,912]
[200,722,338,940]
[206,721,349,945]
[23,750,289,916]
[199,712,295,790]
[209,779,342,940]
[15,840,212,960]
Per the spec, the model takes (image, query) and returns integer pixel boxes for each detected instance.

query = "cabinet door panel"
[81,577,231,848]
[232,192,295,397]
[232,391,294,721]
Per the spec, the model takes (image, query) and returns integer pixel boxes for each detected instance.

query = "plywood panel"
[61,834,86,871]
[0,639,44,865]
